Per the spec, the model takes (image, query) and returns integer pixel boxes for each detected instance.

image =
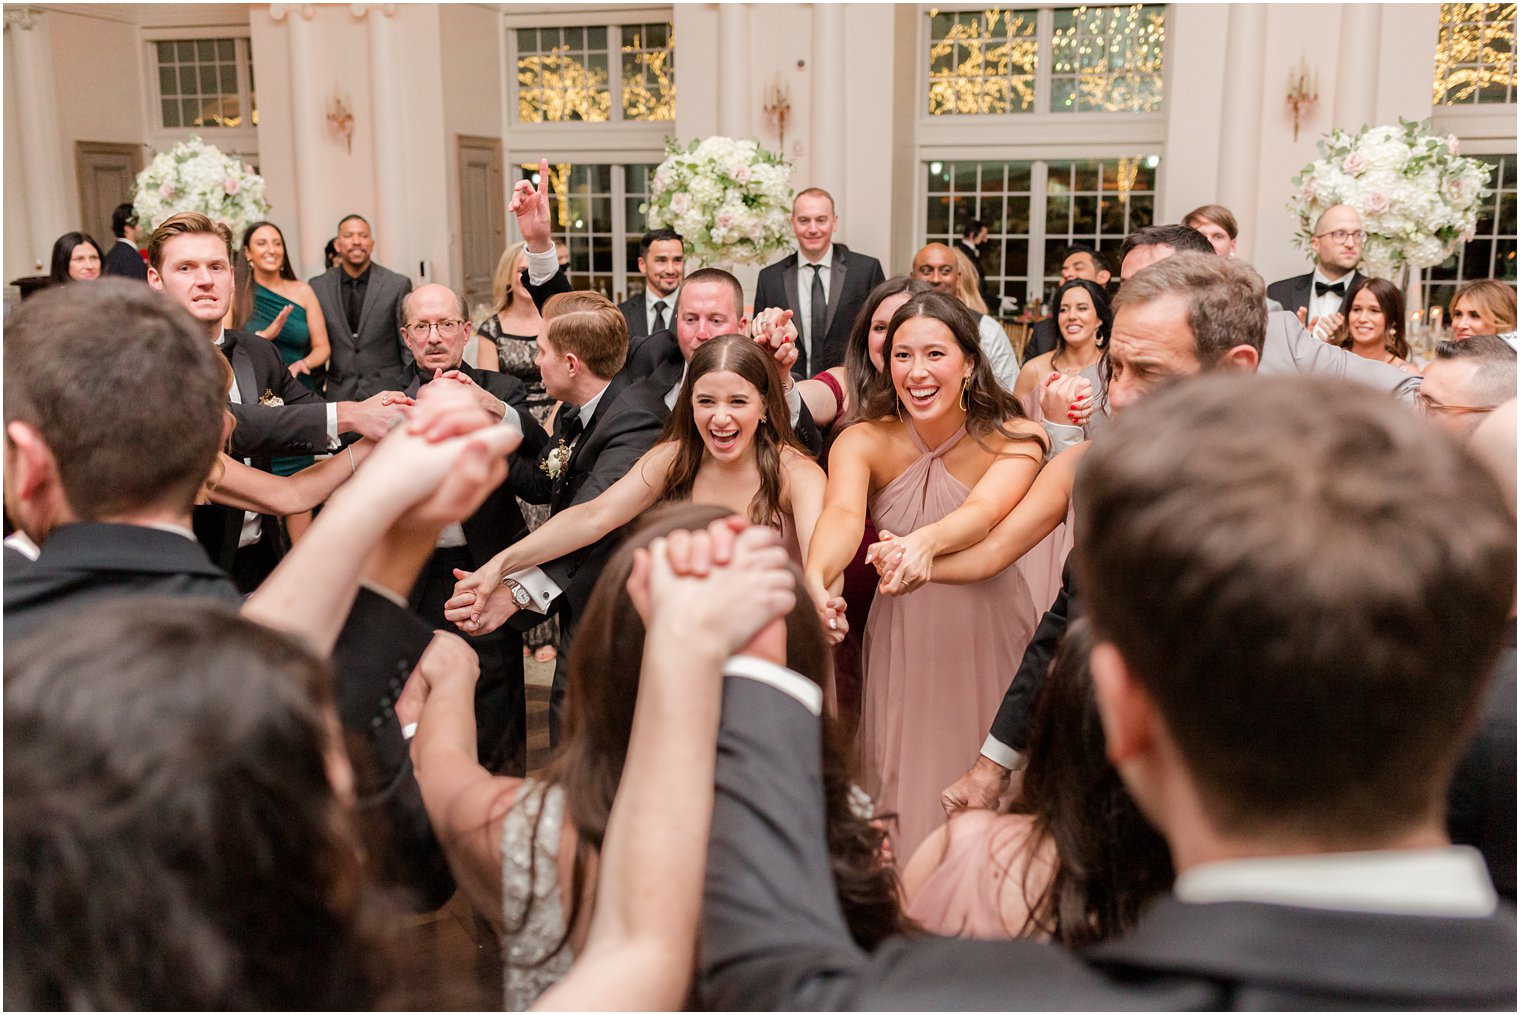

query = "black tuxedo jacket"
[197,328,332,574]
[400,361,548,569]
[509,370,666,644]
[987,561,1077,754]
[1266,270,1364,317]
[700,672,1518,1010]
[619,292,673,342]
[1024,316,1058,363]
[102,240,148,281]
[1449,627,1518,900]
[3,520,453,909]
[753,245,886,376]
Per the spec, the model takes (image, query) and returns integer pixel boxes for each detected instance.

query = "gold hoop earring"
[959,377,970,411]
[897,398,905,421]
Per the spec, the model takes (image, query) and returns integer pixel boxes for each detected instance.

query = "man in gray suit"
[694,374,1517,1009]
[311,214,413,401]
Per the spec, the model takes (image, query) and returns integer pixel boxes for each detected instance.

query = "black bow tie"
[1315,280,1347,297]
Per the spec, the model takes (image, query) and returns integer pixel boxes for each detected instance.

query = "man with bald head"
[1267,203,1366,333]
[911,242,1020,389]
[398,282,548,775]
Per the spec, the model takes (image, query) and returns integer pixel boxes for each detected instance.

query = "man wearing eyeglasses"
[398,282,549,776]
[1419,334,1518,442]
[1267,204,1366,336]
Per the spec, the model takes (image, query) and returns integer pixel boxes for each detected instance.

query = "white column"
[367,8,407,272]
[5,7,69,270]
[811,3,846,215]
[284,9,329,276]
[1333,5,1381,133]
[1214,5,1266,261]
[717,3,750,138]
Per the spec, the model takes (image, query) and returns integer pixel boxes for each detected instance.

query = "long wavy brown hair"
[857,289,1046,453]
[506,503,907,971]
[656,335,807,527]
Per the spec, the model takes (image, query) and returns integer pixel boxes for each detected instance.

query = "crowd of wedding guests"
[6,153,1517,1009]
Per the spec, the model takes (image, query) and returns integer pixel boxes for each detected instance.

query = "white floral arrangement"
[644,136,794,266]
[132,136,270,240]
[1288,118,1492,281]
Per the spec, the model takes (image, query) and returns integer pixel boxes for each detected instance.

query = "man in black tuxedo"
[101,203,147,281]
[310,214,415,401]
[617,228,684,342]
[145,212,405,590]
[954,218,996,315]
[695,374,1517,1009]
[1025,245,1113,361]
[1266,202,1365,335]
[752,188,885,377]
[3,278,524,910]
[397,282,548,775]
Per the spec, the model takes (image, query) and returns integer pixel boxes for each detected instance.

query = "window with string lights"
[925,4,1166,117]
[1433,2,1517,106]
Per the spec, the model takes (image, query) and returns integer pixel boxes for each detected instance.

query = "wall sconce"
[1286,57,1319,142]
[327,94,355,154]
[762,76,792,154]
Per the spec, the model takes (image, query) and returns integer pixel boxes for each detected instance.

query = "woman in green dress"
[231,220,333,541]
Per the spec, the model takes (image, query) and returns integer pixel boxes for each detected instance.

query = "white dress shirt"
[977,314,1021,392]
[1308,267,1354,329]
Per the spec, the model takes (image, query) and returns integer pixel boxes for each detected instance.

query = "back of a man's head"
[1075,375,1516,844]
[1432,333,1519,405]
[1111,252,1267,362]
[4,279,225,520]
[1119,224,1215,267]
[542,290,629,379]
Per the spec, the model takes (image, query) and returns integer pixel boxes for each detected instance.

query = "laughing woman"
[444,335,831,636]
[804,289,1047,862]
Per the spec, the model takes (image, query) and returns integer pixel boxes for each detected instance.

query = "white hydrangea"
[133,136,269,238]
[645,134,794,265]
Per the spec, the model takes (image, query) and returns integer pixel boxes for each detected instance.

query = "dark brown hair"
[232,220,299,330]
[541,290,628,379]
[656,336,807,526]
[1074,374,1517,841]
[1335,275,1409,360]
[146,211,232,272]
[1110,252,1267,364]
[842,276,935,427]
[4,601,385,1010]
[1010,619,1172,945]
[48,231,104,285]
[508,503,906,968]
[3,279,224,519]
[858,289,1046,453]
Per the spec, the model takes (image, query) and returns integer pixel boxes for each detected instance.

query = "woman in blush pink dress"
[901,621,1173,945]
[805,290,1047,861]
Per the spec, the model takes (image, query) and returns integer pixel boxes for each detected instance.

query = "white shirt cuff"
[359,580,409,609]
[1042,419,1084,458]
[524,246,560,286]
[498,399,521,432]
[979,734,1024,771]
[508,565,561,614]
[785,377,803,426]
[725,656,822,715]
[326,402,341,450]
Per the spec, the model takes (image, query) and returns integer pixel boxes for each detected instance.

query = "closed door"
[76,142,143,244]
[457,135,505,313]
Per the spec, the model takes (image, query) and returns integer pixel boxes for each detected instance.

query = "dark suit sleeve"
[699,675,872,1010]
[1266,275,1309,315]
[525,266,571,314]
[752,264,784,318]
[986,563,1076,754]
[793,399,825,460]
[333,587,454,910]
[495,373,549,461]
[226,401,330,458]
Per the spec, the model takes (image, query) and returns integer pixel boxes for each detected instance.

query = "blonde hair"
[952,246,988,315]
[1450,279,1518,334]
[489,241,530,316]
[541,291,628,379]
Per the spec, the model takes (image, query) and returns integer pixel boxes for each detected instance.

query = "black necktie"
[558,405,583,444]
[805,263,824,378]
[344,277,362,333]
[651,300,668,334]
[1314,280,1346,297]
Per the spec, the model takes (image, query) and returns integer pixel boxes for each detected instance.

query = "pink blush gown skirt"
[860,425,1039,862]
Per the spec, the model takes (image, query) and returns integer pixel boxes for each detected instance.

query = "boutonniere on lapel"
[258,389,283,407]
[541,439,572,480]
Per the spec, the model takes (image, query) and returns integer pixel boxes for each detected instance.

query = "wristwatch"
[500,576,531,608]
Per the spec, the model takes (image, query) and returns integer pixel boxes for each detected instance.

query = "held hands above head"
[1040,371,1096,428]
[750,307,801,381]
[509,157,554,253]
